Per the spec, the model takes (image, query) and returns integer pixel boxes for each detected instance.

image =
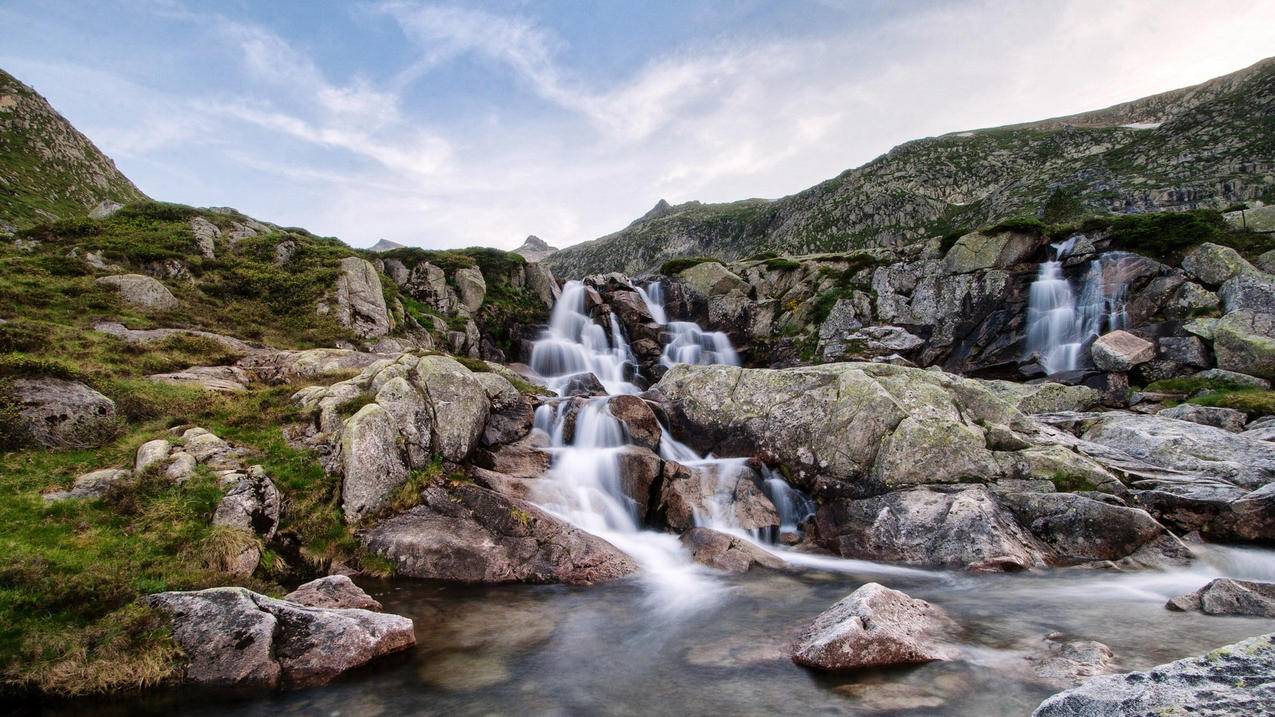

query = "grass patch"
[763,257,801,271]
[1144,375,1253,395]
[1188,388,1275,419]
[987,216,1046,236]
[659,256,719,275]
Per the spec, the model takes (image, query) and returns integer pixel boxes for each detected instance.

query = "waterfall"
[1023,239,1134,375]
[637,280,740,368]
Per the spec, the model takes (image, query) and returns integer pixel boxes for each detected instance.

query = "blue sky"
[3,1,1274,250]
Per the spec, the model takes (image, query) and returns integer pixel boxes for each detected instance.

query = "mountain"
[547,57,1275,277]
[369,238,406,252]
[512,234,559,262]
[0,69,147,232]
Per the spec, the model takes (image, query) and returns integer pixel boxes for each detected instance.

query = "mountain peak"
[369,238,406,252]
[513,234,559,262]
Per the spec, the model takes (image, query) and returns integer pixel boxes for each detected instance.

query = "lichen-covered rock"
[1032,633,1275,717]
[680,527,784,573]
[791,583,958,671]
[147,587,415,690]
[284,575,382,611]
[414,355,489,461]
[373,375,433,468]
[1166,578,1275,617]
[134,438,171,474]
[1090,330,1155,372]
[1158,404,1247,432]
[339,404,409,522]
[679,261,747,297]
[95,273,178,310]
[453,266,487,313]
[1181,242,1256,286]
[1220,270,1275,314]
[980,380,1102,414]
[8,378,117,448]
[326,257,392,339]
[1213,310,1275,379]
[41,468,130,502]
[364,483,637,585]
[943,230,1039,273]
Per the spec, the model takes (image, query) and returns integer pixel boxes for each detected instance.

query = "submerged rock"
[791,582,958,671]
[1166,578,1275,617]
[1032,632,1275,717]
[1025,633,1117,686]
[680,527,784,573]
[364,483,637,585]
[147,586,414,690]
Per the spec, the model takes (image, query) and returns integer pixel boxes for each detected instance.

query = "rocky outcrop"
[212,466,281,578]
[1032,633,1275,717]
[41,468,130,502]
[324,257,392,339]
[1166,578,1275,617]
[95,274,177,311]
[364,483,637,585]
[791,583,958,671]
[284,576,383,611]
[8,378,117,448]
[146,587,414,690]
[679,527,784,573]
[339,404,409,522]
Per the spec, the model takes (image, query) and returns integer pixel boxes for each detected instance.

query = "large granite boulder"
[147,587,415,690]
[325,257,392,339]
[678,261,747,297]
[791,583,958,671]
[339,404,409,522]
[1220,270,1275,314]
[364,483,637,585]
[943,230,1039,274]
[1213,310,1275,379]
[1033,633,1275,717]
[7,378,117,448]
[95,273,178,311]
[453,266,487,313]
[1166,578,1275,617]
[1090,330,1155,372]
[414,355,489,460]
[679,527,785,573]
[1181,243,1256,286]
[284,575,383,611]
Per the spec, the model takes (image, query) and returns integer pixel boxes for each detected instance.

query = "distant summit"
[512,235,559,262]
[0,68,147,232]
[369,238,406,252]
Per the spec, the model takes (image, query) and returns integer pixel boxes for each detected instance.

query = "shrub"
[747,251,779,261]
[114,201,200,222]
[763,257,801,271]
[988,216,1046,236]
[659,257,719,275]
[0,354,80,380]
[0,321,48,353]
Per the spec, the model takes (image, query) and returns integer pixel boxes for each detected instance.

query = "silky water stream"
[69,279,1275,717]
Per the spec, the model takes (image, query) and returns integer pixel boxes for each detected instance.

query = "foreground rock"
[147,587,414,690]
[8,378,117,448]
[284,575,383,611]
[1033,633,1275,717]
[364,483,637,585]
[1091,330,1155,372]
[680,527,785,573]
[790,583,958,671]
[1167,578,1275,617]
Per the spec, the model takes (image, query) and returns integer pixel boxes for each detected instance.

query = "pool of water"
[39,544,1275,717]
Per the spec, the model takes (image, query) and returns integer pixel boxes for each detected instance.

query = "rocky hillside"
[0,69,147,233]
[548,57,1275,277]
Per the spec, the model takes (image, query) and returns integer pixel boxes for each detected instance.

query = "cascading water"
[1024,237,1134,374]
[637,280,740,367]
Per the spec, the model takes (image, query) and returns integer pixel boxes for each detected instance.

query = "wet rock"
[607,395,661,451]
[524,262,559,307]
[134,438,171,474]
[95,273,178,311]
[8,378,117,448]
[615,445,663,522]
[1091,330,1155,372]
[791,582,958,671]
[147,586,415,690]
[680,527,784,573]
[364,483,638,585]
[339,404,409,522]
[1032,632,1275,717]
[42,468,130,502]
[284,575,382,611]
[1026,633,1116,686]
[659,460,779,532]
[475,371,532,447]
[560,371,606,397]
[1158,404,1247,432]
[1166,578,1275,617]
[998,491,1163,564]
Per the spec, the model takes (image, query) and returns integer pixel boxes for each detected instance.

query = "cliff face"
[0,69,147,231]
[547,57,1275,278]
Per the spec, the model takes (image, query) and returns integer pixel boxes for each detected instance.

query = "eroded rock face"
[1032,632,1275,717]
[364,483,638,585]
[9,378,117,448]
[1166,578,1275,617]
[284,575,383,611]
[147,587,415,690]
[95,273,178,311]
[791,583,958,671]
[680,527,784,573]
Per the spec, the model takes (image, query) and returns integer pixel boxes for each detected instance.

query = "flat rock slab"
[791,582,958,671]
[1033,632,1275,717]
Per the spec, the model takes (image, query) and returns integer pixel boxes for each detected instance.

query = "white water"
[1024,238,1133,374]
[637,280,741,368]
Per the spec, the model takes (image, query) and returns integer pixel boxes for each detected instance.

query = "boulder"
[1158,404,1247,432]
[943,230,1039,273]
[1032,632,1275,717]
[339,404,409,522]
[659,460,779,532]
[475,433,552,479]
[1213,310,1275,379]
[284,575,383,611]
[147,587,414,690]
[474,371,532,447]
[1165,281,1220,320]
[614,445,664,522]
[524,262,559,308]
[8,378,117,448]
[1157,335,1210,368]
[326,257,392,339]
[1166,578,1275,617]
[181,427,242,469]
[373,376,432,468]
[980,380,1102,414]
[1090,330,1155,372]
[95,274,178,311]
[1181,242,1256,286]
[414,356,490,461]
[1025,633,1116,687]
[1192,367,1271,390]
[1220,270,1275,314]
[147,365,251,393]
[453,266,487,313]
[166,451,197,482]
[680,527,784,573]
[790,583,958,671]
[607,395,661,451]
[560,371,606,397]
[42,468,130,502]
[134,438,171,474]
[214,466,280,540]
[364,483,637,585]
[678,261,747,297]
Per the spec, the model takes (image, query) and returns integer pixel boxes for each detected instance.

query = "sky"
[3,1,1274,251]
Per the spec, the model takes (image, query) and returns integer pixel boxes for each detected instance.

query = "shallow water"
[50,544,1275,717]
